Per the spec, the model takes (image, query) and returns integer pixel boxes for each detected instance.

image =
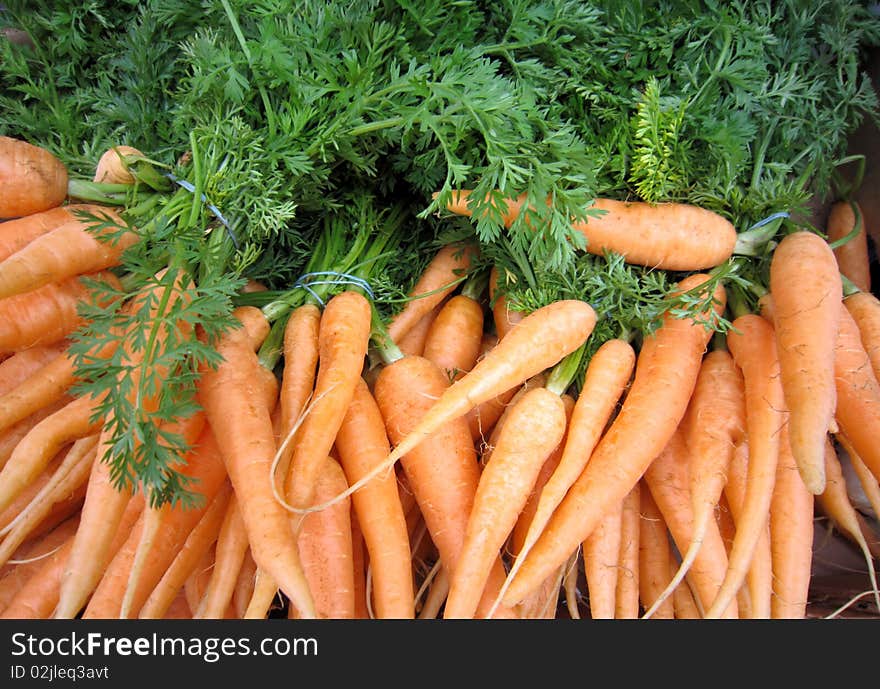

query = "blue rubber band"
[293,271,376,305]
[746,211,790,231]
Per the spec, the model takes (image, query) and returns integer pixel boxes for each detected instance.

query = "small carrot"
[0,341,69,395]
[0,204,111,262]
[93,145,144,185]
[828,200,871,294]
[638,484,675,619]
[769,230,843,495]
[334,377,414,619]
[581,502,622,620]
[422,293,485,383]
[502,274,724,606]
[843,290,880,382]
[198,306,316,619]
[397,302,443,358]
[232,549,257,620]
[615,483,641,619]
[835,432,880,543]
[769,421,815,619]
[833,306,880,483]
[443,386,568,619]
[386,242,479,344]
[443,189,738,271]
[0,208,136,301]
[0,271,122,354]
[195,494,250,619]
[464,333,518,443]
[0,135,68,218]
[703,314,786,619]
[289,456,355,620]
[488,266,525,341]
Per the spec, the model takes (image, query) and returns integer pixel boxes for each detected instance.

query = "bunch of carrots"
[1,134,879,620]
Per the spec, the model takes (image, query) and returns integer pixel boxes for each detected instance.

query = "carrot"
[334,377,414,619]
[0,204,112,262]
[703,314,786,619]
[285,291,373,519]
[0,207,134,300]
[835,433,880,542]
[0,271,122,354]
[722,439,772,619]
[828,200,871,294]
[638,484,675,619]
[397,301,443,357]
[714,494,752,618]
[350,510,369,619]
[194,494,250,619]
[416,565,448,619]
[816,437,880,613]
[444,189,738,271]
[7,494,143,620]
[581,501,622,620]
[289,456,356,619]
[242,569,281,620]
[0,340,69,395]
[93,145,144,185]
[138,482,232,620]
[843,290,880,382]
[833,306,880,483]
[671,559,703,619]
[184,545,215,616]
[769,230,843,495]
[502,274,724,605]
[443,386,568,619]
[769,421,815,619]
[643,428,737,618]
[372,354,517,619]
[198,306,316,619]
[501,338,635,606]
[387,242,479,344]
[489,266,525,341]
[464,333,518,443]
[0,135,68,218]
[422,293,485,382]
[233,549,258,619]
[642,347,746,617]
[562,551,581,619]
[615,483,642,619]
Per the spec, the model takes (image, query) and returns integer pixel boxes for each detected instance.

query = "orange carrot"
[464,333,518,443]
[722,439,772,619]
[714,493,752,618]
[444,189,737,271]
[443,386,568,619]
[769,421,815,619]
[834,306,880,483]
[233,549,257,619]
[334,377,414,619]
[769,230,843,495]
[0,204,111,262]
[843,290,880,382]
[828,200,871,294]
[502,274,724,605]
[387,242,479,344]
[0,211,137,303]
[198,306,316,619]
[0,136,68,218]
[93,145,144,185]
[643,347,746,617]
[643,428,737,618]
[195,494,249,619]
[615,483,641,619]
[422,293,485,382]
[397,301,443,357]
[489,266,525,341]
[638,484,675,619]
[582,501,622,620]
[285,291,372,517]
[290,456,355,620]
[836,432,880,547]
[0,271,122,354]
[0,340,69,395]
[350,510,369,619]
[703,314,786,618]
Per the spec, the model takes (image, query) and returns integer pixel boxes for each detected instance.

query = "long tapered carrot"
[0,204,111,262]
[714,493,752,618]
[615,483,641,619]
[199,306,316,619]
[828,200,871,294]
[397,301,443,357]
[642,347,745,617]
[0,340,69,395]
[0,399,70,472]
[443,189,737,271]
[422,293,485,382]
[769,421,815,619]
[0,207,135,300]
[373,354,517,619]
[0,270,122,354]
[334,377,414,619]
[195,494,250,619]
[843,290,880,382]
[502,274,724,605]
[444,386,568,619]
[387,242,479,344]
[138,482,232,620]
[770,230,842,495]
[233,549,257,619]
[643,428,737,618]
[638,484,675,619]
[703,314,785,619]
[582,501,622,619]
[833,306,880,483]
[289,456,356,620]
[0,136,68,218]
[501,338,635,607]
[350,510,369,619]
[722,439,772,619]
[285,290,373,518]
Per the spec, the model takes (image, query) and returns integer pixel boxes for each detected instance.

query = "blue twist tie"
[164,172,238,249]
[746,211,790,231]
[293,271,376,308]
